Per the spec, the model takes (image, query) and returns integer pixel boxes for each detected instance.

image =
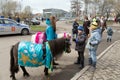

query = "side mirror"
[17,23,20,26]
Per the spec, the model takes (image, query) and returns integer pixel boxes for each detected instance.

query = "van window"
[4,19,16,25]
[0,19,4,24]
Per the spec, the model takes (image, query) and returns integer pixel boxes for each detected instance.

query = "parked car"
[117,17,120,23]
[0,18,30,35]
[31,19,40,25]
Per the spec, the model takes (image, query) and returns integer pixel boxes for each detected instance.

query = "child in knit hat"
[74,26,87,69]
[87,21,101,71]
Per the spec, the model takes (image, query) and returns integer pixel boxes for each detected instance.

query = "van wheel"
[21,29,29,35]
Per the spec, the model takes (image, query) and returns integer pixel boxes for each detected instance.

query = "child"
[107,27,113,42]
[88,21,101,70]
[75,26,86,69]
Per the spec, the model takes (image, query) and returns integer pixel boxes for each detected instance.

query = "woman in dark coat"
[83,16,90,37]
[72,18,79,41]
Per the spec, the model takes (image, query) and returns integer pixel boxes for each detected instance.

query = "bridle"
[64,38,71,53]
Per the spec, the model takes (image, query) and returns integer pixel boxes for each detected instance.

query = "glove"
[89,42,92,45]
[89,42,95,46]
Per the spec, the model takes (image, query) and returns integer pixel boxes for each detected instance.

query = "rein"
[42,42,46,60]
[64,41,67,53]
[64,46,66,53]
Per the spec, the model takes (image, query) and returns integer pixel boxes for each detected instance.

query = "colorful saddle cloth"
[18,41,53,70]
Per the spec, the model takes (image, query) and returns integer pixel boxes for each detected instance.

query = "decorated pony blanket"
[18,41,53,69]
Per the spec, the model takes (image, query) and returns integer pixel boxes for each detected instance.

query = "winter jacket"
[72,21,79,34]
[75,33,86,52]
[83,20,90,35]
[45,19,57,41]
[107,27,113,36]
[88,28,101,50]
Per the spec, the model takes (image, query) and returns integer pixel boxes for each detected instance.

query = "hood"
[107,27,112,30]
[92,28,101,34]
[46,18,51,26]
[18,23,29,27]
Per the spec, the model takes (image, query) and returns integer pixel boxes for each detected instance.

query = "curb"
[71,40,119,80]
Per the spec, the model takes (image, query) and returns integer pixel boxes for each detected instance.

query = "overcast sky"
[15,0,71,13]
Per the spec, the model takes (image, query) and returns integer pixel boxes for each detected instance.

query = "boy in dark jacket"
[75,26,86,69]
[107,27,113,42]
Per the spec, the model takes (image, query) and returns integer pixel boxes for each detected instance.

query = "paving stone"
[77,41,120,80]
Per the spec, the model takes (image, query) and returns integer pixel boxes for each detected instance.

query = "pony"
[10,38,71,80]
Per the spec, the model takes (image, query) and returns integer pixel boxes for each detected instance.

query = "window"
[0,19,4,24]
[4,19,13,24]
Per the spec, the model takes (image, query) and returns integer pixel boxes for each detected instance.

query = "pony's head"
[48,37,71,57]
[57,32,71,39]
[64,38,71,53]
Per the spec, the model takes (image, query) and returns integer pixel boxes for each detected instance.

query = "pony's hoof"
[23,73,30,77]
[10,75,16,80]
[53,66,57,69]
[45,72,49,76]
[12,79,16,80]
[12,78,16,80]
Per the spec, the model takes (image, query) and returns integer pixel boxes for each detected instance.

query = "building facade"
[43,8,69,19]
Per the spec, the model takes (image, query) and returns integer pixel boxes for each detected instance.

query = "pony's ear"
[66,34,71,39]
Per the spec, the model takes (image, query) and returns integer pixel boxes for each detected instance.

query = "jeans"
[89,49,97,67]
[78,51,84,67]
[107,35,112,40]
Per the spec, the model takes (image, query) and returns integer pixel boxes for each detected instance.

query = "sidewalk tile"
[76,41,120,80]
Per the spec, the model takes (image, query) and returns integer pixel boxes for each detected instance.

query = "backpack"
[31,32,46,44]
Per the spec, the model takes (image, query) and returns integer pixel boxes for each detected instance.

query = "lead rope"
[64,40,67,53]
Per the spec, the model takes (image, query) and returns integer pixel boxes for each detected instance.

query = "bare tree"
[22,6,32,19]
[84,0,115,19]
[71,0,83,17]
[1,0,21,17]
[114,0,120,16]
[84,0,91,15]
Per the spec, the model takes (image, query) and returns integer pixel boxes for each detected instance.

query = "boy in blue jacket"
[75,26,86,69]
[107,27,113,42]
[88,22,101,70]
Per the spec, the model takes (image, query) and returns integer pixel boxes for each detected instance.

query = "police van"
[0,18,30,35]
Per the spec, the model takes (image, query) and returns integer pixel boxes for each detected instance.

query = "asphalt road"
[0,21,120,80]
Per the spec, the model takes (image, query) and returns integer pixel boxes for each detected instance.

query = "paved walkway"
[71,40,120,80]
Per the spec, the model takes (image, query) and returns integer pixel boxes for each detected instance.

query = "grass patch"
[106,20,114,26]
[79,20,84,25]
[30,25,46,32]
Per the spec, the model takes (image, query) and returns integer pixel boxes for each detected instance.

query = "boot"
[74,57,80,64]
[91,62,96,72]
[110,39,112,42]
[79,61,84,69]
[53,60,59,65]
[107,38,109,42]
[88,58,92,65]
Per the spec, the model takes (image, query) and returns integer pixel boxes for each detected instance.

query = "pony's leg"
[44,67,48,76]
[10,70,16,80]
[10,59,17,80]
[20,66,30,77]
[10,46,17,80]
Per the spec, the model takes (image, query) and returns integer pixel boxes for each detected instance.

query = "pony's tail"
[10,45,19,74]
